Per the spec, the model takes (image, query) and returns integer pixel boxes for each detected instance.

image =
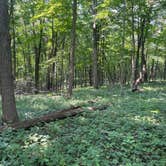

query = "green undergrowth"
[0,82,166,166]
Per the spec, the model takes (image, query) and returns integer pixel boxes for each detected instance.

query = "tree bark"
[92,0,99,89]
[33,20,43,92]
[131,0,136,90]
[68,0,77,96]
[0,0,19,123]
[150,59,155,81]
[10,0,17,79]
[120,0,126,85]
[164,58,166,80]
[140,17,149,82]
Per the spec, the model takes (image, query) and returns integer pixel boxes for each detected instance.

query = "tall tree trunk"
[23,21,32,77]
[120,0,126,85]
[140,17,148,82]
[92,0,99,89]
[154,61,159,80]
[135,20,141,81]
[68,0,77,96]
[131,0,136,90]
[150,59,155,81]
[60,36,65,91]
[141,26,147,82]
[46,67,51,90]
[10,0,16,79]
[164,58,166,80]
[50,19,58,90]
[89,66,93,86]
[34,20,43,92]
[0,0,19,123]
[34,46,40,92]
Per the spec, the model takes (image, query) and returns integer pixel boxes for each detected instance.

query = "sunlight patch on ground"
[150,109,160,114]
[0,83,166,165]
[131,115,160,125]
[68,99,87,106]
[24,112,34,119]
[143,86,164,92]
[24,133,50,149]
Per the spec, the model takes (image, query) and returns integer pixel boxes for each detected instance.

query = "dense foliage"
[9,0,166,90]
[0,0,166,165]
[0,82,165,165]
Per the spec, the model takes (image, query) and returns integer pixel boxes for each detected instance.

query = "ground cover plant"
[0,82,166,166]
[0,0,166,165]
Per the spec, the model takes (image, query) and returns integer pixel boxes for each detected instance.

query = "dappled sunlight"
[150,109,160,114]
[143,86,163,91]
[130,115,160,125]
[16,95,71,120]
[24,112,34,119]
[0,0,165,163]
[24,133,50,149]
[0,83,165,165]
[143,82,166,93]
[68,99,87,106]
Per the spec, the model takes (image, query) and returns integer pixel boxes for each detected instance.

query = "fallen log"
[0,106,82,132]
[0,104,109,132]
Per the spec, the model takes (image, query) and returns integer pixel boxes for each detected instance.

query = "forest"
[0,0,166,165]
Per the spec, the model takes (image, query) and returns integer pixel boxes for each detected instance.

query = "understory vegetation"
[0,0,166,165]
[0,82,165,166]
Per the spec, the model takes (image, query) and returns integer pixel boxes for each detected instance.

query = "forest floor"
[0,82,166,166]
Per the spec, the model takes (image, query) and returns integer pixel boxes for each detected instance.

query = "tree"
[68,0,77,96]
[92,0,99,89]
[33,19,43,92]
[10,0,17,79]
[3,0,165,93]
[0,0,19,123]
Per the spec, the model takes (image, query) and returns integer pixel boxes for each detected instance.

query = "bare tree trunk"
[60,36,65,91]
[23,21,32,77]
[154,61,159,80]
[164,59,166,80]
[46,66,51,90]
[135,17,142,82]
[46,19,56,91]
[150,59,155,81]
[89,66,93,86]
[140,17,148,82]
[33,20,43,92]
[0,0,19,123]
[92,0,99,89]
[10,0,16,79]
[141,35,147,82]
[50,20,58,90]
[68,0,77,97]
[131,0,136,90]
[120,0,126,85]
